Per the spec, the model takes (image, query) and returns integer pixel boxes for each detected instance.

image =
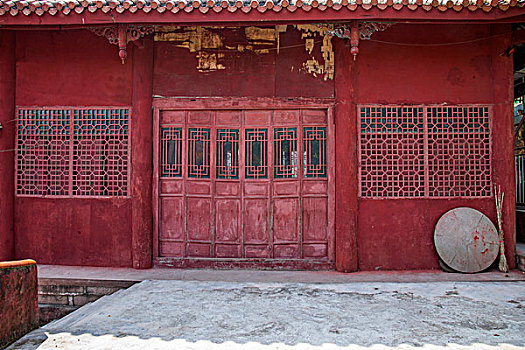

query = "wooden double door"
[153,100,334,266]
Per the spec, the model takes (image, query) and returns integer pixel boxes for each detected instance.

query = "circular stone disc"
[434,207,499,273]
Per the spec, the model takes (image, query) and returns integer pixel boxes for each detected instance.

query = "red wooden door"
[154,100,334,268]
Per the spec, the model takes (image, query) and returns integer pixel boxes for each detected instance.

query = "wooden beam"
[131,37,154,269]
[0,31,16,261]
[334,39,359,272]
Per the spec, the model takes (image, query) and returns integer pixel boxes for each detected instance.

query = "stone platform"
[8,280,525,350]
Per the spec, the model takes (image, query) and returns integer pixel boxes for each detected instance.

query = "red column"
[334,40,359,272]
[0,32,16,261]
[491,25,516,269]
[131,38,154,269]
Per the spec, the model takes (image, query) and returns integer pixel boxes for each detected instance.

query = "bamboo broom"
[494,185,509,273]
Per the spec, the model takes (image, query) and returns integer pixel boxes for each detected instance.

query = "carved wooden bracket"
[88,24,155,64]
[329,21,395,60]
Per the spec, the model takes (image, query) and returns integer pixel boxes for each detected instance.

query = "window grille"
[274,127,298,179]
[16,107,130,197]
[160,127,183,177]
[188,128,211,178]
[245,128,268,179]
[303,127,327,178]
[359,105,491,199]
[216,129,239,179]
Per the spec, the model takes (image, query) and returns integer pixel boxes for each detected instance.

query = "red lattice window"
[188,128,210,178]
[303,127,327,178]
[427,106,491,197]
[359,106,425,198]
[16,107,130,197]
[245,128,268,179]
[160,127,183,177]
[216,129,239,179]
[274,127,298,179]
[359,105,491,199]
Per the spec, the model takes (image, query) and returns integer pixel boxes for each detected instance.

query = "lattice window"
[427,106,491,197]
[245,128,268,179]
[188,128,210,178]
[359,105,491,199]
[160,127,183,177]
[16,109,70,196]
[216,129,239,179]
[72,109,129,196]
[274,127,298,179]
[304,127,327,178]
[359,106,425,198]
[16,107,130,197]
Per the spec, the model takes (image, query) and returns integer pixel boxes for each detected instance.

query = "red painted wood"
[131,39,154,269]
[334,39,358,272]
[0,7,523,26]
[490,24,516,270]
[0,31,16,261]
[154,98,335,266]
[155,257,334,270]
[154,41,276,97]
[153,28,331,99]
[274,29,333,98]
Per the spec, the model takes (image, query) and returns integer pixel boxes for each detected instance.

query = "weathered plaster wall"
[15,30,133,267]
[355,24,515,270]
[0,260,38,348]
[153,26,334,98]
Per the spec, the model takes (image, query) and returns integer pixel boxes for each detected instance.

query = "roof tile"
[0,0,521,19]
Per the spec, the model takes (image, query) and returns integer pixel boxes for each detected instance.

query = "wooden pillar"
[334,39,359,272]
[491,24,516,269]
[0,32,16,262]
[131,38,154,269]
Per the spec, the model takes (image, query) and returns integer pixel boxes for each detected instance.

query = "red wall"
[11,24,515,270]
[15,30,133,267]
[355,24,515,270]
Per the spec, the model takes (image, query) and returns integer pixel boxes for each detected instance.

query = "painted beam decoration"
[88,22,392,78]
[88,24,155,63]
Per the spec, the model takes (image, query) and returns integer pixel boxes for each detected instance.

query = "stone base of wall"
[517,243,525,272]
[0,260,38,349]
[38,278,135,325]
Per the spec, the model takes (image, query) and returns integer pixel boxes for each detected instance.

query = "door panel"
[215,199,240,243]
[243,198,269,244]
[273,198,299,243]
[303,197,328,242]
[186,197,211,241]
[157,107,333,265]
[159,197,184,240]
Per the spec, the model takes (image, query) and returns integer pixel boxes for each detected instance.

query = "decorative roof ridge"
[0,0,522,16]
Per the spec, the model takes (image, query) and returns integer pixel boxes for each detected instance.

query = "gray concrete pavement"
[8,280,525,350]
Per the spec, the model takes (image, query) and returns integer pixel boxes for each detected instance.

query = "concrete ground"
[8,280,525,350]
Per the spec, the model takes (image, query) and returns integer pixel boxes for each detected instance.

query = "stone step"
[38,278,136,325]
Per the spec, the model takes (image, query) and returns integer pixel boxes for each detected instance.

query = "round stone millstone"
[434,207,499,273]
